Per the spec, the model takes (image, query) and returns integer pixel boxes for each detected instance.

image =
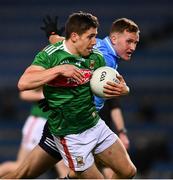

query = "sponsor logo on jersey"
[60,60,81,67]
[76,58,86,62]
[60,60,70,64]
[47,69,92,87]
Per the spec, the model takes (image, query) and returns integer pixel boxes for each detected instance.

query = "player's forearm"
[19,89,44,102]
[111,108,129,149]
[18,66,62,91]
[111,108,125,131]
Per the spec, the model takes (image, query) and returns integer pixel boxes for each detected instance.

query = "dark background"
[0,0,173,178]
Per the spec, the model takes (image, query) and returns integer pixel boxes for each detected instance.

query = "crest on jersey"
[89,60,95,70]
[76,156,85,168]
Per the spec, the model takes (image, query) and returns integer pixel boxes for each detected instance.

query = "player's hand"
[57,64,85,84]
[103,74,130,97]
[40,15,65,38]
[116,74,130,95]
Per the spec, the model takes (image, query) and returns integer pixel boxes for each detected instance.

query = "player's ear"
[110,33,118,45]
[71,32,79,42]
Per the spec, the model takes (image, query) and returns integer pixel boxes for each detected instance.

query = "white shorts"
[21,115,47,150]
[53,119,118,171]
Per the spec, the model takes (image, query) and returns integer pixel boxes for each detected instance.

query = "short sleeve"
[32,51,51,69]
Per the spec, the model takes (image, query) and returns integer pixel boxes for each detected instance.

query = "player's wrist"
[46,31,58,39]
[117,128,127,135]
[50,31,58,36]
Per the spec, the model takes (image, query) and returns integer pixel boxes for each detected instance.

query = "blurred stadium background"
[0,0,173,178]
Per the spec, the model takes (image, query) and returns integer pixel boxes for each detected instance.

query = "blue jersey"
[94,36,120,111]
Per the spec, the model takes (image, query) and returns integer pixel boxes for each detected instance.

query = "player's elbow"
[18,81,24,91]
[18,80,28,91]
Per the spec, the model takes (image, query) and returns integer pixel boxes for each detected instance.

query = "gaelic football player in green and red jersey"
[15,12,136,179]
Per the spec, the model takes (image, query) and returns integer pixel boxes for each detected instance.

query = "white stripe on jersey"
[44,44,64,56]
[45,46,57,54]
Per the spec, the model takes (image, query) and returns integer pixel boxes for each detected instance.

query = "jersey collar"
[63,40,73,54]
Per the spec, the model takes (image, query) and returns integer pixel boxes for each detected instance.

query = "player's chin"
[123,56,131,61]
[83,51,91,57]
[87,48,93,54]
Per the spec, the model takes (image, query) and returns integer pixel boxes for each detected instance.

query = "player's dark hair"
[110,18,140,35]
[65,11,99,39]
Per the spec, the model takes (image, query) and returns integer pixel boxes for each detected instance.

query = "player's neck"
[64,40,79,56]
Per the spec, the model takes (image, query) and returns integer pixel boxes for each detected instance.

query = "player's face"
[74,27,97,57]
[111,30,139,61]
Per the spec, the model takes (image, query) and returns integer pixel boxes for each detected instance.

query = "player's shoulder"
[42,41,64,56]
